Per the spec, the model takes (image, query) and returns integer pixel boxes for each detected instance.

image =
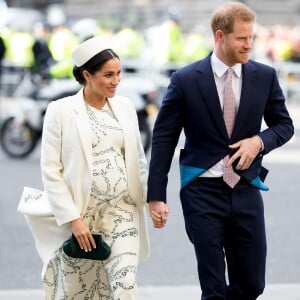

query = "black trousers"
[180,177,267,300]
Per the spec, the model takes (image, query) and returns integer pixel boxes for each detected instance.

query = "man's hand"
[148,201,169,229]
[226,135,263,170]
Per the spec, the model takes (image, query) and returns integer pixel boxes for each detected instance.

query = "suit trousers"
[180,177,267,300]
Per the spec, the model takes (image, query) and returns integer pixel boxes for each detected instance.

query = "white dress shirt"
[200,52,242,178]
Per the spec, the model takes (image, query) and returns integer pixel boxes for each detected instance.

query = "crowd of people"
[253,24,300,64]
[0,5,300,85]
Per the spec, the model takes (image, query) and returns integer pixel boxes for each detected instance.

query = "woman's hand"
[71,218,96,252]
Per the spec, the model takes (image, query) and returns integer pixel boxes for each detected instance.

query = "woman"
[40,36,149,299]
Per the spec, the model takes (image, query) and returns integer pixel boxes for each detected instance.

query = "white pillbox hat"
[72,36,112,67]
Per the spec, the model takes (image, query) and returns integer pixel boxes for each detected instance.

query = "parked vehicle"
[0,71,79,158]
[276,61,300,102]
[0,70,158,158]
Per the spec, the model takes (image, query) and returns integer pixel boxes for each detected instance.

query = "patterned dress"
[43,102,140,300]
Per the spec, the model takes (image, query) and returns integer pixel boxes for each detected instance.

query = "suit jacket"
[38,89,149,268]
[147,54,294,201]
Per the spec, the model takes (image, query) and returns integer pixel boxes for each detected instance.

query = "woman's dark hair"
[73,49,119,85]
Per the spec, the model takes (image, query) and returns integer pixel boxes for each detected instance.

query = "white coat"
[19,89,149,275]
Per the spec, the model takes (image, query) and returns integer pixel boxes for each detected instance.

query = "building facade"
[3,0,300,31]
[64,0,300,31]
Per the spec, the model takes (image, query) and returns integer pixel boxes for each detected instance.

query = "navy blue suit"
[147,54,294,299]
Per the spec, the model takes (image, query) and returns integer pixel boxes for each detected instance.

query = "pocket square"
[63,234,111,260]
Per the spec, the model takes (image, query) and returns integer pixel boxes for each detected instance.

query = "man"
[147,2,294,300]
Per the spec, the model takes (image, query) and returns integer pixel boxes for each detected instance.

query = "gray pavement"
[1,284,300,300]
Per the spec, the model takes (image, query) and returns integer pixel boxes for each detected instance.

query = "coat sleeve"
[40,101,81,226]
[127,98,148,201]
[259,67,294,154]
[147,72,184,202]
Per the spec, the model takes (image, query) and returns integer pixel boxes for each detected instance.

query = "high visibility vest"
[49,58,74,79]
[114,28,145,58]
[182,33,211,63]
[5,30,34,67]
[48,27,78,62]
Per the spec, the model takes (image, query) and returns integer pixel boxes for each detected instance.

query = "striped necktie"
[223,68,240,188]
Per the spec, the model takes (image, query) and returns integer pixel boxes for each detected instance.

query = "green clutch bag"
[63,234,111,260]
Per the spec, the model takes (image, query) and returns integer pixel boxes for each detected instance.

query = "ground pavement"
[0,284,300,300]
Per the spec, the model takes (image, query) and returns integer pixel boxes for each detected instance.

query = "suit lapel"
[232,62,256,139]
[196,58,257,140]
[195,57,228,138]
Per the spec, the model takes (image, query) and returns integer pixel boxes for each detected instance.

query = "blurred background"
[0,0,299,299]
[1,0,300,156]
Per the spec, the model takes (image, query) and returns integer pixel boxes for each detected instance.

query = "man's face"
[220,19,254,65]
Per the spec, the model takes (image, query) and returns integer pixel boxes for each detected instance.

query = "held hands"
[226,135,263,170]
[71,218,96,252]
[149,201,169,229]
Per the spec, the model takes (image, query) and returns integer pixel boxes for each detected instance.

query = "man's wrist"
[255,135,264,152]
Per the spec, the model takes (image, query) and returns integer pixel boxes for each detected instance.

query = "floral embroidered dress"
[43,102,140,300]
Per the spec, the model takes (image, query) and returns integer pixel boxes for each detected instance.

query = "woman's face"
[85,58,121,99]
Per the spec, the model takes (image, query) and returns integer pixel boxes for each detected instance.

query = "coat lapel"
[107,97,138,164]
[72,90,93,172]
[71,92,141,202]
[107,97,141,200]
